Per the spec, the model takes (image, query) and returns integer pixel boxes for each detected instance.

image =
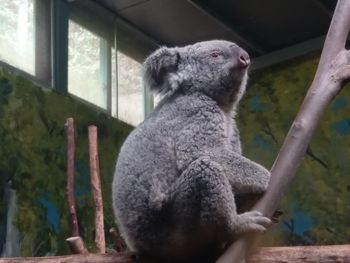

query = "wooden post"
[217,1,350,262]
[248,245,350,263]
[65,117,80,237]
[66,237,88,255]
[88,125,106,254]
[65,118,88,254]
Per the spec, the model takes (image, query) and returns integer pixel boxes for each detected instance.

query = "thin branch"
[88,125,106,254]
[217,0,350,262]
[65,117,80,237]
[306,146,328,169]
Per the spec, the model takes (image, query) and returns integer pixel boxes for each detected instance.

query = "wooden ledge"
[1,245,350,263]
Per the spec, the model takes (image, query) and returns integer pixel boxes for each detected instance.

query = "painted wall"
[240,54,350,246]
[0,69,132,256]
[0,51,350,257]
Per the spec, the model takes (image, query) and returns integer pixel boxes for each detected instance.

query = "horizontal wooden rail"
[1,245,350,263]
[249,245,350,263]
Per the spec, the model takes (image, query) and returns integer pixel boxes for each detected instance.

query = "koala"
[112,40,271,262]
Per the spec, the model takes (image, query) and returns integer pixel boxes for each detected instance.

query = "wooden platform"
[1,245,350,263]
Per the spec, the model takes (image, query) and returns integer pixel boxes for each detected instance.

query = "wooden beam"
[1,245,350,263]
[251,36,325,71]
[248,245,350,263]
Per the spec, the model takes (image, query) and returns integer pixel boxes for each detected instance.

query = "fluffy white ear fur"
[143,47,180,95]
[167,68,191,92]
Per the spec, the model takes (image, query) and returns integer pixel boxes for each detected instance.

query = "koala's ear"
[143,47,180,94]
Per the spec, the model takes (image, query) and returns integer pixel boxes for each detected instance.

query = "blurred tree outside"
[0,0,34,74]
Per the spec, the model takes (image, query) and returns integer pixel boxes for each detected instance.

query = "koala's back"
[112,40,272,262]
[112,93,225,258]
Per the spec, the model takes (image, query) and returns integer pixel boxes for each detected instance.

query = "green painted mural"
[240,54,350,246]
[0,51,350,257]
[0,68,133,256]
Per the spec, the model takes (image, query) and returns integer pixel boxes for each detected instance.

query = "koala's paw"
[236,211,272,234]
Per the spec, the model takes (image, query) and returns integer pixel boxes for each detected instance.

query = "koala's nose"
[238,50,250,68]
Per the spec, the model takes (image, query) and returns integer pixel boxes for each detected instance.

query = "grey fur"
[112,40,271,261]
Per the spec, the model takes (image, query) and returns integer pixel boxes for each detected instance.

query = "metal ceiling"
[94,0,337,63]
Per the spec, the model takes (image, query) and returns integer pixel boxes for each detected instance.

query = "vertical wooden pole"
[88,125,106,254]
[65,117,80,237]
[66,237,88,255]
[65,118,87,254]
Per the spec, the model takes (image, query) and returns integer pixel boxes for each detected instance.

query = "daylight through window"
[0,0,35,74]
[116,50,144,126]
[68,20,108,110]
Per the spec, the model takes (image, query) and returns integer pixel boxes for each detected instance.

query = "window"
[0,0,158,126]
[116,50,144,126]
[68,20,109,110]
[68,18,152,126]
[0,0,35,74]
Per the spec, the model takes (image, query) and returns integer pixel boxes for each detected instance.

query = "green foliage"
[0,69,132,255]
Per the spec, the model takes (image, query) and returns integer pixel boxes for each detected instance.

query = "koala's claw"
[237,211,272,234]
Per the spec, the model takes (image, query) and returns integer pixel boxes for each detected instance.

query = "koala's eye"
[210,51,223,58]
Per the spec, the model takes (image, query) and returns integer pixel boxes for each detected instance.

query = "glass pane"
[68,20,107,109]
[117,51,143,126]
[0,0,35,74]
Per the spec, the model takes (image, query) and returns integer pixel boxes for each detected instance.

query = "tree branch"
[65,117,80,237]
[216,1,350,262]
[65,118,88,254]
[88,126,106,254]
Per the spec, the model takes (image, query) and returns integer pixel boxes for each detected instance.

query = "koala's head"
[143,40,250,111]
